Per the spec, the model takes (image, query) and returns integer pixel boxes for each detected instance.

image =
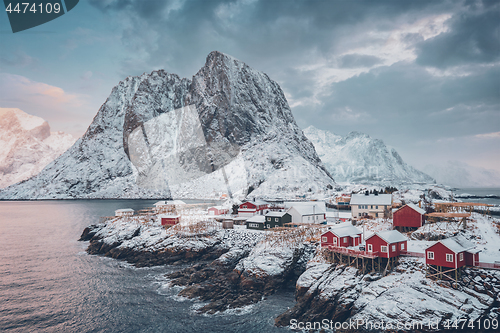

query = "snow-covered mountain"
[0,52,334,199]
[303,126,434,185]
[0,108,75,188]
[423,161,500,188]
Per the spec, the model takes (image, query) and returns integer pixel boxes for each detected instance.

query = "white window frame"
[446,253,453,262]
[391,245,396,252]
[322,236,327,242]
[333,238,337,245]
[459,253,464,261]
[367,244,373,252]
[427,251,434,260]
[275,218,279,222]
[343,237,348,242]
[267,224,270,229]
[381,246,388,253]
[267,217,271,221]
[401,243,405,250]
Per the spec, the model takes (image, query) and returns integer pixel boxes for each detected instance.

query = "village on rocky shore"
[80,186,500,332]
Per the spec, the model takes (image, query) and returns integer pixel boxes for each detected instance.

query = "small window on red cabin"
[446,254,453,262]
[392,245,396,252]
[427,251,434,260]
[344,237,348,242]
[381,246,388,253]
[367,244,373,252]
[459,253,464,261]
[322,236,327,242]
[401,243,405,250]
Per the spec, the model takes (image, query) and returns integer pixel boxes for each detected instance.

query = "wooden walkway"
[323,245,380,259]
[474,262,500,270]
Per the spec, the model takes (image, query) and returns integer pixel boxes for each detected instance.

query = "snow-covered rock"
[276,257,498,331]
[0,52,334,199]
[0,108,75,188]
[304,126,435,186]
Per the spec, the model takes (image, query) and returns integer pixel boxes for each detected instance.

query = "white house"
[350,193,392,220]
[286,202,326,224]
[115,208,134,217]
[154,200,186,212]
[208,206,229,216]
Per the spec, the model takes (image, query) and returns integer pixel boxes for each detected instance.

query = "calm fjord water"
[0,200,292,333]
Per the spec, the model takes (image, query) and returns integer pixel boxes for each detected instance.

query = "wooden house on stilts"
[425,235,479,284]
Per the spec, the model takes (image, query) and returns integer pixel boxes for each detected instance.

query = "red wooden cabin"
[393,203,426,229]
[365,230,407,258]
[238,199,269,217]
[321,225,362,248]
[425,235,479,269]
[158,214,181,226]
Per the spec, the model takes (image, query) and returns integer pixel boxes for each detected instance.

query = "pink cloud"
[0,73,91,137]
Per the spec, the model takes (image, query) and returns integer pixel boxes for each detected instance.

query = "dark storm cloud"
[301,62,500,139]
[416,1,500,68]
[87,0,448,77]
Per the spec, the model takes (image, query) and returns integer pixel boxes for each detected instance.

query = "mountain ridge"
[0,52,334,199]
[303,125,435,186]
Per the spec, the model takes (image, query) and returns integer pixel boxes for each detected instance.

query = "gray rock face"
[1,52,333,199]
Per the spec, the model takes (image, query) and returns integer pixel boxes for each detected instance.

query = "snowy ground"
[465,214,500,263]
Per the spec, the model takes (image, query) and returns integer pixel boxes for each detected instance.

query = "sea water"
[0,200,293,333]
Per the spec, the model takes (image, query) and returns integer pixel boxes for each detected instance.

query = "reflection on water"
[0,200,292,333]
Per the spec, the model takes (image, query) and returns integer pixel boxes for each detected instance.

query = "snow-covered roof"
[395,203,425,215]
[284,201,325,207]
[242,199,268,206]
[246,215,266,223]
[265,211,289,217]
[438,235,476,253]
[350,194,392,205]
[367,230,407,244]
[327,225,362,237]
[154,200,186,206]
[288,203,326,216]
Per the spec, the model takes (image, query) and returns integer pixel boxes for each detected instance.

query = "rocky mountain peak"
[0,53,334,199]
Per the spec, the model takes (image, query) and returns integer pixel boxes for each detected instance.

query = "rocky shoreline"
[79,220,316,314]
[80,219,500,332]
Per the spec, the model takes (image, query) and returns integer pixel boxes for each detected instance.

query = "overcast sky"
[1,0,499,175]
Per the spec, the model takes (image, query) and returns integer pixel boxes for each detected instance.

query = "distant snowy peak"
[0,52,333,199]
[303,126,435,186]
[0,108,75,188]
